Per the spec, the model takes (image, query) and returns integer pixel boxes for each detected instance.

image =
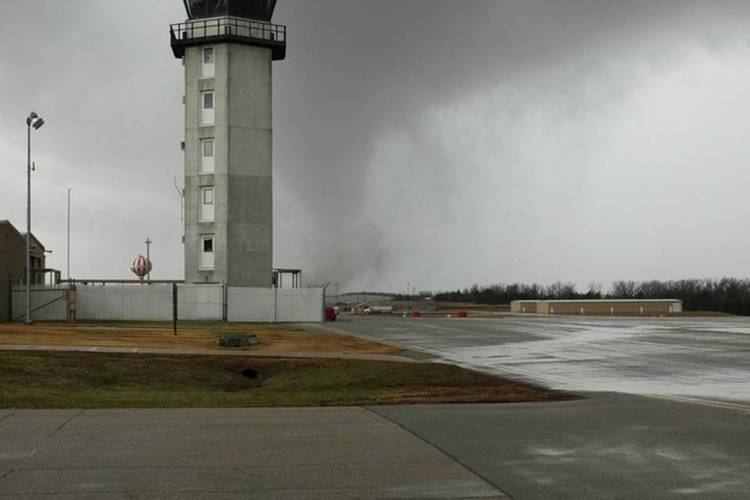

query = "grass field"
[0,351,572,409]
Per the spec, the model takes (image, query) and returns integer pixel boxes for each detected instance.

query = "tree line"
[428,278,750,315]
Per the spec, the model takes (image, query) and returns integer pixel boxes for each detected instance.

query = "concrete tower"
[170,0,286,286]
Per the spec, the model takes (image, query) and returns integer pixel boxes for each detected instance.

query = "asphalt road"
[327,315,750,403]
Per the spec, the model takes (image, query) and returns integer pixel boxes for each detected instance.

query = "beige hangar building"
[511,299,683,316]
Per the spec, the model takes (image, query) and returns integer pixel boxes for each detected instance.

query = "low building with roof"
[0,220,49,321]
[511,298,683,316]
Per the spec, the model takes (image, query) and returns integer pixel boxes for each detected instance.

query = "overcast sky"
[2,1,750,293]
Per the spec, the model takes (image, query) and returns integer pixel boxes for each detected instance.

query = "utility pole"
[145,238,152,281]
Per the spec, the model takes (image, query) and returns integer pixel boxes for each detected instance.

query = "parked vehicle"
[364,305,394,314]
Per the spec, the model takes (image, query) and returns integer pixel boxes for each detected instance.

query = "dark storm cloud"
[2,1,750,291]
[273,0,750,291]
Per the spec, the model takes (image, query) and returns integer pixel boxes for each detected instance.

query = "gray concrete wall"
[226,43,273,287]
[183,40,273,287]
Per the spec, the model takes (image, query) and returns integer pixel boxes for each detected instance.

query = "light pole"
[25,111,45,324]
[66,188,71,280]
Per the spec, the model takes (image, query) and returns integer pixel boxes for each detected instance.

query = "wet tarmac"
[328,315,750,403]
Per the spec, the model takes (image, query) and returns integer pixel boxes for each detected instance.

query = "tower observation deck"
[170,0,286,60]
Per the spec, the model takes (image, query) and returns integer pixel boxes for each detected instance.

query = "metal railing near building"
[170,17,286,60]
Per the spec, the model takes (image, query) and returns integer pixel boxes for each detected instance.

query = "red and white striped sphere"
[129,255,153,280]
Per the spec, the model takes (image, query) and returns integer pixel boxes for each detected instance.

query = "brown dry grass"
[0,321,398,354]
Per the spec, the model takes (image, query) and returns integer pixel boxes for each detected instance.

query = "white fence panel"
[76,283,224,321]
[9,284,318,323]
[76,284,172,321]
[276,288,324,322]
[227,287,275,322]
[178,284,223,320]
[11,286,68,322]
[227,287,324,322]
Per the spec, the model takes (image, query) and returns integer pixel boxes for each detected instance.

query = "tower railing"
[170,17,286,60]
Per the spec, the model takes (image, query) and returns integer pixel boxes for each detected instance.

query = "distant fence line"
[10,283,324,323]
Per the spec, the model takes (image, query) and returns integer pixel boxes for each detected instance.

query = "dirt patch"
[0,322,397,355]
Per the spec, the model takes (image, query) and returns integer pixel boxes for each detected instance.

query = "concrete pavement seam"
[0,486,502,497]
[362,406,514,500]
[0,409,83,482]
[643,394,750,414]
[16,461,453,472]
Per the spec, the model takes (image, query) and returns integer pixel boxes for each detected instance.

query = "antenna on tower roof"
[173,177,184,223]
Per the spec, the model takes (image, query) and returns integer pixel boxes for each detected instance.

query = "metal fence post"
[172,282,178,336]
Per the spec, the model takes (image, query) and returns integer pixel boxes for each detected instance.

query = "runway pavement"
[2,396,749,499]
[0,408,502,499]
[322,315,750,403]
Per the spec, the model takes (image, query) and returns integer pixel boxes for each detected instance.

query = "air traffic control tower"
[170,0,285,286]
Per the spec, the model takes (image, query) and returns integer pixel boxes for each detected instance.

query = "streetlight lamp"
[25,111,44,324]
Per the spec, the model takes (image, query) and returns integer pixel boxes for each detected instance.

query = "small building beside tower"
[0,220,49,321]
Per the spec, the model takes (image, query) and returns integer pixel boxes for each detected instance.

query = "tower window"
[202,47,215,78]
[200,235,215,270]
[201,138,215,173]
[200,186,215,222]
[201,92,214,125]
